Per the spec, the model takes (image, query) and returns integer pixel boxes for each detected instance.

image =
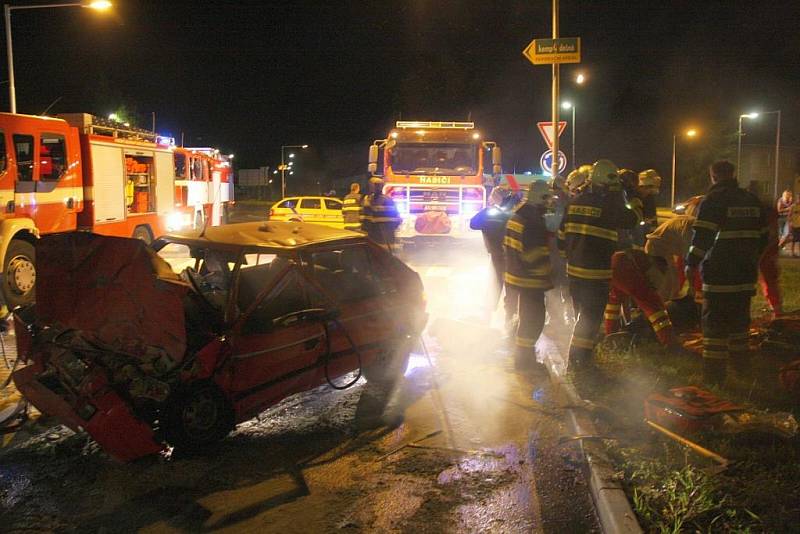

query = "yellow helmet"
[638,169,662,189]
[589,159,620,187]
[565,166,590,193]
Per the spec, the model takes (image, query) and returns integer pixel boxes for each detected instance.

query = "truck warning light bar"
[395,121,475,130]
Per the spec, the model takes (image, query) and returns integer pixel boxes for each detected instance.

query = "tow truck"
[368,121,502,239]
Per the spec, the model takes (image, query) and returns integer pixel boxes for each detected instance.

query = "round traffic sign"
[540,149,567,176]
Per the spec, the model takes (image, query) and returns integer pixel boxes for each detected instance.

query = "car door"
[298,197,324,224]
[304,243,402,383]
[227,263,328,419]
[323,198,344,228]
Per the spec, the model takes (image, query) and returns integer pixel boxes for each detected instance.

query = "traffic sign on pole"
[540,149,567,176]
[523,37,581,65]
[537,121,567,150]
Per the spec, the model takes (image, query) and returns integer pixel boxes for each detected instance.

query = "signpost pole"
[551,0,559,181]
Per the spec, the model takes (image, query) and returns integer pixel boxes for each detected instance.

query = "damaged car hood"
[35,232,189,363]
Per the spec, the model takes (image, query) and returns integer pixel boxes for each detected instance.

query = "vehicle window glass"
[242,269,310,334]
[310,245,392,302]
[0,132,6,173]
[191,158,203,181]
[39,133,67,181]
[300,198,321,210]
[174,153,186,178]
[277,199,295,209]
[156,243,193,272]
[324,199,342,210]
[13,134,34,181]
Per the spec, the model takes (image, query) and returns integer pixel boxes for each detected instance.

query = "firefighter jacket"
[642,195,658,226]
[342,192,363,230]
[685,179,768,294]
[557,187,638,280]
[470,205,512,256]
[504,203,553,291]
[362,193,401,245]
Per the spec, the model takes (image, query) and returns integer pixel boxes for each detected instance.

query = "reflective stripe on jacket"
[342,192,363,229]
[362,193,401,244]
[504,203,553,290]
[557,187,638,280]
[685,179,768,294]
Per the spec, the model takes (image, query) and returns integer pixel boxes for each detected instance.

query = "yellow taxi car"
[268,196,345,228]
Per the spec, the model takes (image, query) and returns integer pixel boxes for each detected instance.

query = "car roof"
[158,221,364,251]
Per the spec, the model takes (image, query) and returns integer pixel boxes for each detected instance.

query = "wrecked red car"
[12,222,426,461]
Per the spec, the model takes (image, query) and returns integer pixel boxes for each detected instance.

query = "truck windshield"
[390,143,476,175]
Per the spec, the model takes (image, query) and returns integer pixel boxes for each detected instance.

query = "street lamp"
[561,101,576,170]
[671,128,699,207]
[737,110,781,196]
[280,144,308,198]
[575,73,585,85]
[4,1,113,113]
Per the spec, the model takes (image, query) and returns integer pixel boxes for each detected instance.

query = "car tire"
[362,340,411,392]
[3,239,36,309]
[132,225,153,244]
[164,381,235,452]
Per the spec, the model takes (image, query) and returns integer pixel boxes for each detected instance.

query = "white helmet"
[589,159,620,187]
[565,165,591,193]
[527,180,551,206]
[638,169,662,190]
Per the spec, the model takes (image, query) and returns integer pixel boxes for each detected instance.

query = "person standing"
[684,160,768,385]
[776,189,793,248]
[558,159,638,368]
[504,180,553,374]
[470,186,519,325]
[342,182,363,231]
[362,177,402,249]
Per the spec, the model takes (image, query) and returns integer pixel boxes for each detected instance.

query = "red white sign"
[537,121,567,149]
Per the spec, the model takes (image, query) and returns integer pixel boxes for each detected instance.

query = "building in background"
[237,166,272,199]
[740,144,800,199]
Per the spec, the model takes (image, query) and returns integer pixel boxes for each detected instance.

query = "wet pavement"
[1,237,599,532]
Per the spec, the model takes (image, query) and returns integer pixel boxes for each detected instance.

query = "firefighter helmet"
[638,169,662,189]
[527,180,551,206]
[618,168,637,189]
[589,159,620,187]
[565,167,589,193]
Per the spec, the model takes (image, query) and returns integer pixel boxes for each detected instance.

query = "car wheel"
[3,239,36,309]
[164,381,234,452]
[132,226,153,244]
[362,340,411,392]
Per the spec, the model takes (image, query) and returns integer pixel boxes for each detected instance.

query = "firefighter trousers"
[511,288,546,359]
[568,278,608,365]
[701,291,752,363]
[604,254,673,345]
[490,252,514,322]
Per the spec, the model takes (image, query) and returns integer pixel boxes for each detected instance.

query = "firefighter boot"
[702,358,727,387]
[514,348,549,378]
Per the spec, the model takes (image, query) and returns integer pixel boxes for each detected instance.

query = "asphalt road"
[0,234,599,532]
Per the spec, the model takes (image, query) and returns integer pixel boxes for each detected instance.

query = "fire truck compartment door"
[90,144,125,222]
[154,151,175,214]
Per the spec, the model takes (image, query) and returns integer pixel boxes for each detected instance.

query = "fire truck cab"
[368,121,502,238]
[0,112,184,309]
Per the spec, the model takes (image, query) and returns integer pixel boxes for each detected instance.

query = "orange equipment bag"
[415,211,452,234]
[644,386,743,434]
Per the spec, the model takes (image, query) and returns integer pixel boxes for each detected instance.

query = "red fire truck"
[0,112,232,309]
[172,146,233,230]
[367,121,502,238]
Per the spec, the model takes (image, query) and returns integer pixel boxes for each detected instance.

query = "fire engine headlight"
[166,212,186,232]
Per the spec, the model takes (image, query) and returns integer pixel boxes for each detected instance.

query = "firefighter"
[342,182,363,231]
[603,249,675,346]
[504,180,552,374]
[638,169,662,229]
[470,186,519,324]
[618,168,644,249]
[558,159,638,368]
[684,161,768,385]
[362,177,402,248]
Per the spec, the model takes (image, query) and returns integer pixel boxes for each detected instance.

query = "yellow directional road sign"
[523,37,581,65]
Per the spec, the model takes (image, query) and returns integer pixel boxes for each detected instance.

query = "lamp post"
[280,144,307,198]
[736,112,759,177]
[670,128,697,207]
[4,1,112,114]
[561,101,576,170]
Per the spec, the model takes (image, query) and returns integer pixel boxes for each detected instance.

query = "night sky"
[6,0,800,191]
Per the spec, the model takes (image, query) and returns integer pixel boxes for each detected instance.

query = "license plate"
[424,205,448,212]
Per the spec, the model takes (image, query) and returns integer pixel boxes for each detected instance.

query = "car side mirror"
[272,308,340,328]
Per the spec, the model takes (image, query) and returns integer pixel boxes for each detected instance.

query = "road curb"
[539,336,643,534]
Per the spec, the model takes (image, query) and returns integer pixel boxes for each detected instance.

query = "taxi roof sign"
[396,121,474,130]
[523,37,581,65]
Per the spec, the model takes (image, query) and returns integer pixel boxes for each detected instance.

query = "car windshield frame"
[390,142,478,175]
